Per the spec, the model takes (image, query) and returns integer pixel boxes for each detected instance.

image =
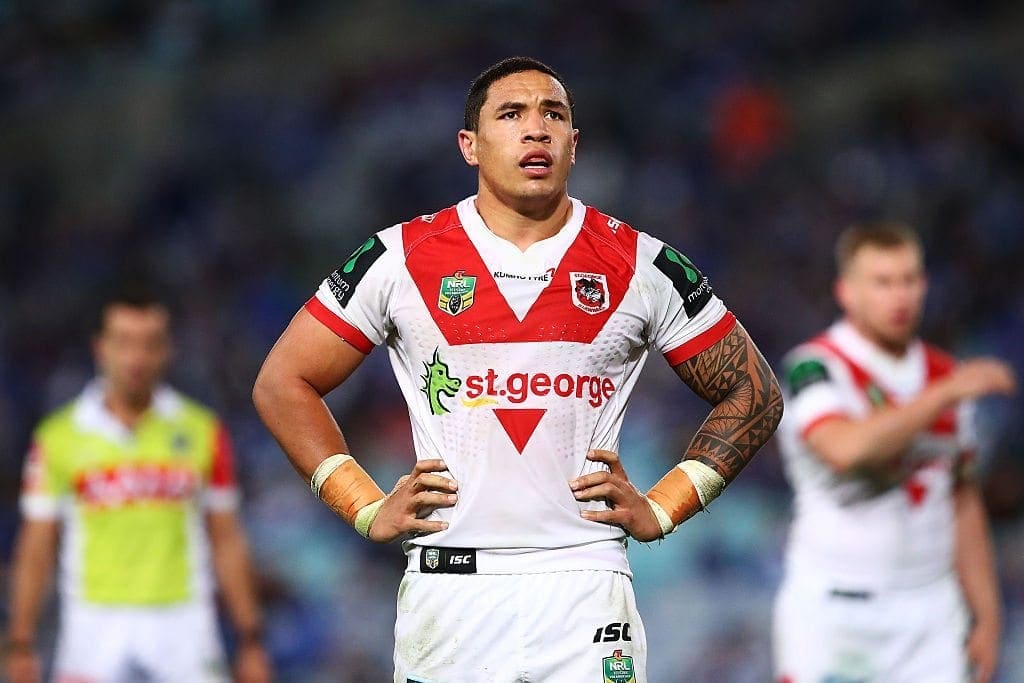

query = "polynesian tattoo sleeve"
[673,322,784,484]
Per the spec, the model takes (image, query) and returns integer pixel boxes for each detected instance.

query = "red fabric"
[663,312,737,366]
[402,206,639,345]
[210,421,238,488]
[304,296,374,354]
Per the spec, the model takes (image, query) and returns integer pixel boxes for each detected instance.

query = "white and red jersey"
[777,320,976,590]
[308,196,735,574]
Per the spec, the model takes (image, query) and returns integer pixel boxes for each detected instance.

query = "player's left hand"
[570,449,662,542]
[235,640,272,683]
[966,619,999,683]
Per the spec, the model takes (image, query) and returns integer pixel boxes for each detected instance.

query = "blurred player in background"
[254,56,782,681]
[5,288,271,683]
[773,222,1017,683]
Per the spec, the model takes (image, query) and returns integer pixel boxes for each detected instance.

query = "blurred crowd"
[1,1,1023,680]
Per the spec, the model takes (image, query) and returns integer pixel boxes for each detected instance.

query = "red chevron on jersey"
[403,207,638,345]
[493,408,547,453]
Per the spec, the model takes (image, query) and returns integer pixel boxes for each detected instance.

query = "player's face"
[837,243,927,351]
[94,304,171,404]
[459,70,578,211]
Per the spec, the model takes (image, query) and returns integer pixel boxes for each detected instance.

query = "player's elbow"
[813,442,867,475]
[251,361,282,420]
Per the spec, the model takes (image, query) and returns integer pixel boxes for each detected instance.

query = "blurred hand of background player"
[967,617,999,683]
[945,358,1017,402]
[571,450,663,542]
[5,649,40,683]
[368,459,457,543]
[235,640,273,683]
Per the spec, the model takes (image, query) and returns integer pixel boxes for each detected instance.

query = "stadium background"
[1,1,1022,680]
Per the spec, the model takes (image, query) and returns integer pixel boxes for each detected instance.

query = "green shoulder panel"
[785,357,831,395]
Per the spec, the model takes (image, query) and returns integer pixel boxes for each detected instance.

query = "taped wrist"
[646,460,725,533]
[310,454,386,526]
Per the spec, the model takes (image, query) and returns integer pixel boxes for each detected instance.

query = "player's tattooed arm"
[673,322,784,484]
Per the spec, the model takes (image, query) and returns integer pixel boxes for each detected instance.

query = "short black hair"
[464,56,574,131]
[92,280,170,335]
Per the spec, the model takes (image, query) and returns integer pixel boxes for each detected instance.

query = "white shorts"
[772,569,969,683]
[53,601,228,683]
[394,569,646,683]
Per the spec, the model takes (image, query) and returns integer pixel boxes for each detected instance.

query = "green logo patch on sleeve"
[328,235,387,308]
[786,358,831,394]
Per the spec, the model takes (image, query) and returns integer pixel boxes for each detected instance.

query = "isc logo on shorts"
[419,547,477,574]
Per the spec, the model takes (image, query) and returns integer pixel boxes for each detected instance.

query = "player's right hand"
[367,459,457,543]
[947,358,1017,402]
[5,649,40,683]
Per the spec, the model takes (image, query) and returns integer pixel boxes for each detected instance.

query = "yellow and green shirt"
[20,381,239,607]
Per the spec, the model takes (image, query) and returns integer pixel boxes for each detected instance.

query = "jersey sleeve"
[638,234,736,366]
[203,421,240,511]
[782,347,855,440]
[305,227,401,352]
[19,437,66,520]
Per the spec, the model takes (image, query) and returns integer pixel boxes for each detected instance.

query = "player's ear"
[458,129,479,167]
[570,128,579,165]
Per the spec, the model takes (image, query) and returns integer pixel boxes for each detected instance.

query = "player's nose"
[521,110,551,143]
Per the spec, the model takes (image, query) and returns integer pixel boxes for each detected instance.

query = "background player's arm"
[804,358,1015,474]
[253,308,454,540]
[5,519,59,683]
[207,510,271,683]
[674,321,783,484]
[954,479,1001,683]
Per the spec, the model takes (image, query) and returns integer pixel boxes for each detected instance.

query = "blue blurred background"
[1,1,1022,681]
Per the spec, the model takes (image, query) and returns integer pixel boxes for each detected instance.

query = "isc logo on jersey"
[420,348,616,417]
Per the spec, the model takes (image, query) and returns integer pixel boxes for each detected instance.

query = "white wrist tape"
[677,460,726,508]
[646,497,676,537]
[310,453,353,499]
[353,497,386,538]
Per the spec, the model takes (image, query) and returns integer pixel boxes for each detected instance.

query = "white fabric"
[777,320,974,590]
[395,570,647,683]
[312,196,730,573]
[53,601,228,682]
[773,566,969,683]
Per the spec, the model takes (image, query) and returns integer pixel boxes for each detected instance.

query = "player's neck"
[474,189,572,252]
[844,317,912,358]
[104,387,153,429]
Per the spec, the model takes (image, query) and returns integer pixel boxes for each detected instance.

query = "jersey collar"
[73,379,182,440]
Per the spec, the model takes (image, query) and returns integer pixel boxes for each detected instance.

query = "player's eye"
[545,111,564,120]
[499,111,518,120]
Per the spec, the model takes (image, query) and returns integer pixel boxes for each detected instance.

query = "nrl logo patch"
[424,548,440,570]
[602,649,635,683]
[570,272,609,314]
[438,270,477,316]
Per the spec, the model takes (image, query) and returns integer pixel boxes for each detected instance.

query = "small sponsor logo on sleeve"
[786,358,831,395]
[653,245,713,318]
[328,235,386,308]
